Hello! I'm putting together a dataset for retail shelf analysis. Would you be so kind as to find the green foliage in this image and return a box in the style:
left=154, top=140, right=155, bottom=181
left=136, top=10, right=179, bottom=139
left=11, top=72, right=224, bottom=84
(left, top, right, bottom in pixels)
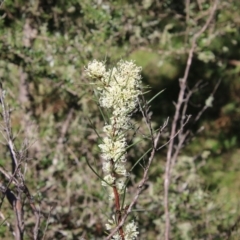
left=0, top=0, right=239, bottom=239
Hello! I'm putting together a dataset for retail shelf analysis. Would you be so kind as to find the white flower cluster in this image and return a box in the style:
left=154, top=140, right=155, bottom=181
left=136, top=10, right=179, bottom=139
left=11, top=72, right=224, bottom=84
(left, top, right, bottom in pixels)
left=85, top=59, right=106, bottom=79
left=86, top=60, right=141, bottom=239
left=86, top=59, right=141, bottom=185
left=106, top=217, right=139, bottom=240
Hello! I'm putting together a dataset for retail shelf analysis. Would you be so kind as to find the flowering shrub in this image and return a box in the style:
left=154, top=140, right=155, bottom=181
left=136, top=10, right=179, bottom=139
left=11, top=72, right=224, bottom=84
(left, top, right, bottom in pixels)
left=86, top=60, right=142, bottom=239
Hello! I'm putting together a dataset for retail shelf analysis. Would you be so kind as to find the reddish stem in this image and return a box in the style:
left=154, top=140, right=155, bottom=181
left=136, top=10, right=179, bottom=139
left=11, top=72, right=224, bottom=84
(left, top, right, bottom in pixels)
left=112, top=185, right=124, bottom=239
left=108, top=165, right=124, bottom=240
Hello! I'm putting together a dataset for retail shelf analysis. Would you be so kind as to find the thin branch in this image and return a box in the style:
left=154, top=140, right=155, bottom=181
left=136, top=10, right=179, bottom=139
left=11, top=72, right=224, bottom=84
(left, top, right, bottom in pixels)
left=112, top=184, right=125, bottom=239
left=185, top=0, right=190, bottom=44
left=14, top=198, right=24, bottom=240
left=0, top=83, right=41, bottom=239
left=0, top=162, right=22, bottom=210
left=138, top=96, right=154, bottom=145
left=32, top=204, right=41, bottom=240
left=0, top=166, right=18, bottom=186
left=194, top=79, right=221, bottom=122
left=164, top=1, right=219, bottom=239
left=42, top=206, right=54, bottom=240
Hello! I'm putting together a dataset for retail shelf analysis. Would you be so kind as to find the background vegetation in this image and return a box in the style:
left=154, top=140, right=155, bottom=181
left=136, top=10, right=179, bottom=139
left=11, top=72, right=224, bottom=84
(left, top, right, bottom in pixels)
left=0, top=0, right=239, bottom=239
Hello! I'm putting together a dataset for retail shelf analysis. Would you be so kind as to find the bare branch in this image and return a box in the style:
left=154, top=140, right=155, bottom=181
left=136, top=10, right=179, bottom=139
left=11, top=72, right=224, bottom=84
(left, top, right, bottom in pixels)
left=194, top=79, right=221, bottom=122
left=0, top=83, right=41, bottom=239
left=164, top=1, right=219, bottom=239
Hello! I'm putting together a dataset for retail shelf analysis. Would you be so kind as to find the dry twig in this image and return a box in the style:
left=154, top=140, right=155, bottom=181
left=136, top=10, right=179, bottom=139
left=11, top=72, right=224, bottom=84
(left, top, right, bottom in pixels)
left=163, top=1, right=219, bottom=239
left=0, top=83, right=41, bottom=240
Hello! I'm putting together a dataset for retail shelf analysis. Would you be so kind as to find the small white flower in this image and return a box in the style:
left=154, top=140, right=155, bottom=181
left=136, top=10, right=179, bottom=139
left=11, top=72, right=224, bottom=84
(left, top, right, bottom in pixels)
left=125, top=221, right=139, bottom=239
left=85, top=60, right=106, bottom=79
left=106, top=218, right=139, bottom=239
left=98, top=60, right=141, bottom=121
left=117, top=60, right=142, bottom=83
left=102, top=174, right=115, bottom=186
left=115, top=163, right=127, bottom=176
left=105, top=217, right=116, bottom=230
left=108, top=189, right=115, bottom=200
left=99, top=136, right=126, bottom=162
left=116, top=178, right=125, bottom=193
left=112, top=234, right=122, bottom=240
left=102, top=161, right=112, bottom=173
